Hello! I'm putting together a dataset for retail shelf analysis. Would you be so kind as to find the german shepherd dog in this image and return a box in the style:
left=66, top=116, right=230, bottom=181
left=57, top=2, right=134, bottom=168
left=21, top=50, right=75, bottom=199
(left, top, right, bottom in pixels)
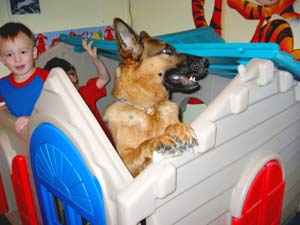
left=104, top=18, right=209, bottom=177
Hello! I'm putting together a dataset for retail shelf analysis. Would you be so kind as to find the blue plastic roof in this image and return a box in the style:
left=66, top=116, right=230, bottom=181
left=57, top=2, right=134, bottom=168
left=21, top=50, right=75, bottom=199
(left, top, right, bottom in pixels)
left=59, top=27, right=300, bottom=80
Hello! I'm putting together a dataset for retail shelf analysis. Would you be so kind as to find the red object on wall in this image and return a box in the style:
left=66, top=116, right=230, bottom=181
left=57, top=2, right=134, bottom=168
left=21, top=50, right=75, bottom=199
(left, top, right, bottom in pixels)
left=34, top=33, right=48, bottom=54
left=0, top=172, right=9, bottom=214
left=104, top=26, right=115, bottom=40
left=232, top=160, right=285, bottom=225
left=11, top=155, right=38, bottom=225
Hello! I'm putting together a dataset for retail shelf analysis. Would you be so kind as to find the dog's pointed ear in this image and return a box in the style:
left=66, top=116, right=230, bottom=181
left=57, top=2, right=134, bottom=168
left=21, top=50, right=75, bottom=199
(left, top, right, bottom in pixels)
left=114, top=18, right=143, bottom=62
left=140, top=31, right=151, bottom=40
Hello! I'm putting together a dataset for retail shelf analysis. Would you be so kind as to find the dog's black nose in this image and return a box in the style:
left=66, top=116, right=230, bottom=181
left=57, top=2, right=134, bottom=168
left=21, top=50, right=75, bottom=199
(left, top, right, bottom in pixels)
left=185, top=54, right=209, bottom=77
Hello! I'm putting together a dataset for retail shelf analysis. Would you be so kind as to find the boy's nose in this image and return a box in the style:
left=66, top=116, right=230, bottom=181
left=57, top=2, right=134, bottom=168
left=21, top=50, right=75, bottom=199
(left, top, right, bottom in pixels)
left=14, top=54, right=21, bottom=62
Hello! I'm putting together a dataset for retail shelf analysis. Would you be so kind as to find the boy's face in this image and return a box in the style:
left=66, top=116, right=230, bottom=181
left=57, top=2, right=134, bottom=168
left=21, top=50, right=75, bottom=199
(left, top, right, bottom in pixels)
left=67, top=72, right=80, bottom=90
left=0, top=31, right=37, bottom=80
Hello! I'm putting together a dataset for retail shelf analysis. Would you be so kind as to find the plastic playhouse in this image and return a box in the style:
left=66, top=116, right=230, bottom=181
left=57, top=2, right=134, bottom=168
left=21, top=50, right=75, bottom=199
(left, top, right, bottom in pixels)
left=1, top=27, right=300, bottom=225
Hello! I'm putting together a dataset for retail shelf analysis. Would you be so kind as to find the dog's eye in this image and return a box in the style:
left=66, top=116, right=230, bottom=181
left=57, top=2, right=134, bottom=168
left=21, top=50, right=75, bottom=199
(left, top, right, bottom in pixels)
left=161, top=45, right=176, bottom=55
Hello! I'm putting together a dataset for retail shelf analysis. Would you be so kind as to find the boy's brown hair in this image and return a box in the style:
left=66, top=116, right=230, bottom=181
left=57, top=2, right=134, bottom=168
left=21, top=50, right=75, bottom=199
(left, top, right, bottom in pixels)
left=0, top=22, right=35, bottom=44
left=44, top=57, right=77, bottom=76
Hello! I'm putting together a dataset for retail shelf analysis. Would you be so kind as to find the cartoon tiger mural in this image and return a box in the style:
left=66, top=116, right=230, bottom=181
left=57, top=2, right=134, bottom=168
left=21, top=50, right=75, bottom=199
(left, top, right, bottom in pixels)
left=192, top=0, right=223, bottom=36
left=228, top=0, right=300, bottom=60
left=192, top=0, right=300, bottom=61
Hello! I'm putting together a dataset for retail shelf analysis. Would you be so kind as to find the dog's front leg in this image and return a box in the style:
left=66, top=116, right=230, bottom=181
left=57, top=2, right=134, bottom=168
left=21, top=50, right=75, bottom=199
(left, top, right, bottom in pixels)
left=121, top=135, right=178, bottom=177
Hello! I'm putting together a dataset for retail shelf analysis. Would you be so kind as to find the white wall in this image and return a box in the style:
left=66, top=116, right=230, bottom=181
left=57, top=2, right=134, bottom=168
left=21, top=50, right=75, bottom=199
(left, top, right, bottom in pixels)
left=0, top=0, right=129, bottom=33
left=0, top=0, right=130, bottom=76
left=128, top=0, right=258, bottom=40
left=1, top=0, right=299, bottom=44
left=129, top=0, right=195, bottom=36
left=1, top=0, right=299, bottom=76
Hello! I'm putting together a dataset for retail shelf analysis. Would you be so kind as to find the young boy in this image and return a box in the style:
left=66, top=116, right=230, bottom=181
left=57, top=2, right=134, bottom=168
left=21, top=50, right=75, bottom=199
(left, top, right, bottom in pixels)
left=44, top=38, right=112, bottom=141
left=0, top=22, right=49, bottom=133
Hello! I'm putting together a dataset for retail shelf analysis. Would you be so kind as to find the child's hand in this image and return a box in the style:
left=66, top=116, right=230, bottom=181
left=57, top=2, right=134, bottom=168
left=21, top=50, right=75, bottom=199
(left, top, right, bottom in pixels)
left=82, top=38, right=97, bottom=60
left=15, top=116, right=29, bottom=133
left=82, top=38, right=110, bottom=89
left=0, top=105, right=7, bottom=111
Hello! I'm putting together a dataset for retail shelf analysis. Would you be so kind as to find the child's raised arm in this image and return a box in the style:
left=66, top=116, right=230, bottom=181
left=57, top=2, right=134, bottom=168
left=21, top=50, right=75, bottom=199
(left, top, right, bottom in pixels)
left=82, top=38, right=110, bottom=89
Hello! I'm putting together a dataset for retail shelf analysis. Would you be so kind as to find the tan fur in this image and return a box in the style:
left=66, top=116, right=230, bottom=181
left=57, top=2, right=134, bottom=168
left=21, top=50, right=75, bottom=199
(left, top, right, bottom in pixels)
left=104, top=18, right=197, bottom=177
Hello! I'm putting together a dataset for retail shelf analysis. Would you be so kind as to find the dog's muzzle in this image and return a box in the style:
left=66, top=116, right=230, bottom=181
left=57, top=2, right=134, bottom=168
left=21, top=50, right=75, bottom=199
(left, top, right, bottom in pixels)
left=164, top=54, right=209, bottom=93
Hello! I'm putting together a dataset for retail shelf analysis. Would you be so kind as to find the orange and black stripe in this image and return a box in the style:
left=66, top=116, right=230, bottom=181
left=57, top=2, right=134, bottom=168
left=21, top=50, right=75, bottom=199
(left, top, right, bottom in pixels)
left=192, top=0, right=223, bottom=36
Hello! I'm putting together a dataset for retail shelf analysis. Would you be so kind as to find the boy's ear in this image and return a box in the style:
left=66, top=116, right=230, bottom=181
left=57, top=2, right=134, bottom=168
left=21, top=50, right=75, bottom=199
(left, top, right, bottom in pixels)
left=33, top=46, right=38, bottom=59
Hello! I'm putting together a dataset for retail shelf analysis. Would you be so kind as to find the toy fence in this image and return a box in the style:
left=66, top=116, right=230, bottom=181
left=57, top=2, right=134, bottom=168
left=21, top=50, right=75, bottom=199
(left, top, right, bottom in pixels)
left=1, top=27, right=300, bottom=225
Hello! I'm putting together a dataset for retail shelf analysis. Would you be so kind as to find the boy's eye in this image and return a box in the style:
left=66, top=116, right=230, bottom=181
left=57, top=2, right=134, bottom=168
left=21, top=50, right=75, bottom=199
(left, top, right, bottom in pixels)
left=5, top=53, right=13, bottom=58
left=21, top=50, right=27, bottom=54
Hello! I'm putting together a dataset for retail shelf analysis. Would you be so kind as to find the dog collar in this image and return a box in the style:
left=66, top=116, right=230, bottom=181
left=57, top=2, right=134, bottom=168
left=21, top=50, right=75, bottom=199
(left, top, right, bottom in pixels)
left=118, top=98, right=155, bottom=115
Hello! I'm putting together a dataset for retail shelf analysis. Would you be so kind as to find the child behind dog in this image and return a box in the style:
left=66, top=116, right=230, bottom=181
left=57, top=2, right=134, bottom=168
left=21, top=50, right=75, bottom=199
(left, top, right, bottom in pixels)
left=44, top=38, right=113, bottom=141
left=0, top=22, right=49, bottom=133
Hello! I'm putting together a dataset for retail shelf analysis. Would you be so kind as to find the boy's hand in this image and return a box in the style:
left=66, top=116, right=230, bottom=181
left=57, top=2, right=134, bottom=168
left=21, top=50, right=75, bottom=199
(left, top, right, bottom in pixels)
left=82, top=38, right=97, bottom=60
left=15, top=116, right=29, bottom=133
left=0, top=105, right=7, bottom=110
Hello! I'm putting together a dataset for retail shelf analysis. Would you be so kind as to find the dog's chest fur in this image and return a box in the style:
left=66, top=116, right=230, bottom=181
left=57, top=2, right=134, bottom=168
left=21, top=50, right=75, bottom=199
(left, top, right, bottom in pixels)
left=105, top=100, right=179, bottom=148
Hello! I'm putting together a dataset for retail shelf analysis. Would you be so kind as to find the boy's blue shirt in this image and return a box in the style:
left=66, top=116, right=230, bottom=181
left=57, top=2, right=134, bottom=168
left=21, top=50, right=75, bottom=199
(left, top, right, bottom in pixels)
left=0, top=67, right=49, bottom=117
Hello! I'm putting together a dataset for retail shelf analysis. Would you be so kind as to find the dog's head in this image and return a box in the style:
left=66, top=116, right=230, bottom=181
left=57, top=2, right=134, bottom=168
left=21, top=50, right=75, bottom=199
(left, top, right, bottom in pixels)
left=113, top=18, right=209, bottom=102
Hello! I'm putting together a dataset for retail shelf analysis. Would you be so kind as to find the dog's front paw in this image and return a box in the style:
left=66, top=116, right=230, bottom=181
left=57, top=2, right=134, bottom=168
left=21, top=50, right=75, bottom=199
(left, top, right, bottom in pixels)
left=152, top=135, right=184, bottom=163
left=165, top=123, right=199, bottom=152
